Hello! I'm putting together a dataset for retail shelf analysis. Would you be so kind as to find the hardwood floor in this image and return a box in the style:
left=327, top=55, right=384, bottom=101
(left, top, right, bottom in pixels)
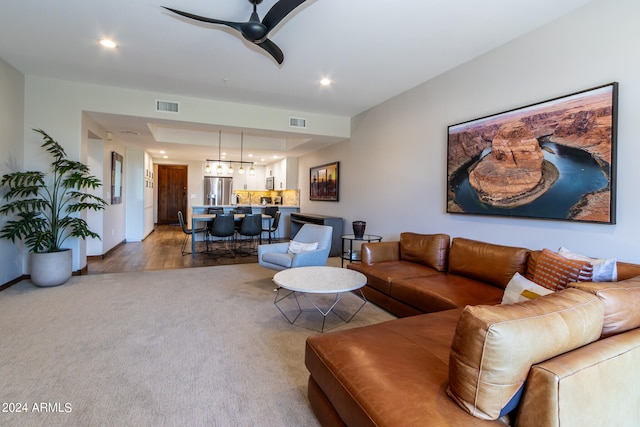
left=87, top=225, right=260, bottom=275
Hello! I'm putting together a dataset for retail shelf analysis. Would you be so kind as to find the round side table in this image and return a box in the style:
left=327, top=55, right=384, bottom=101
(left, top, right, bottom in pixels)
left=340, top=234, right=382, bottom=267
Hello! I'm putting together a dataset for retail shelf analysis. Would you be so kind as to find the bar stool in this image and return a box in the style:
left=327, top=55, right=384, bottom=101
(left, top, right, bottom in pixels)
left=262, top=211, right=281, bottom=243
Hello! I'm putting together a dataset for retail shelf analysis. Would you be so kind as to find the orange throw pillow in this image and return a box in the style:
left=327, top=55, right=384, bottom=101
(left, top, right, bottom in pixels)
left=532, top=249, right=592, bottom=291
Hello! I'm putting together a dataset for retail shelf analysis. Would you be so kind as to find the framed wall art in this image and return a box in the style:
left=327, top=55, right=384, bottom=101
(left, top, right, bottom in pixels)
left=446, top=82, right=618, bottom=224
left=111, top=151, right=123, bottom=204
left=310, top=161, right=339, bottom=201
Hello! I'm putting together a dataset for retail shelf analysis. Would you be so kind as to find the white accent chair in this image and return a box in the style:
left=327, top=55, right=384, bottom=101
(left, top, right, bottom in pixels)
left=258, top=224, right=333, bottom=271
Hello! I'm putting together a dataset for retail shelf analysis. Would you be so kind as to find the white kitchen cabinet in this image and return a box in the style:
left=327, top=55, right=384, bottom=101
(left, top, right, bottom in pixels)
left=267, top=157, right=298, bottom=190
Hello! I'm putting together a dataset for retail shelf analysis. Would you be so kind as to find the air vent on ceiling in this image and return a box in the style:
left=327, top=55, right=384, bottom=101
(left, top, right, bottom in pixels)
left=156, top=100, right=180, bottom=113
left=289, top=117, right=307, bottom=129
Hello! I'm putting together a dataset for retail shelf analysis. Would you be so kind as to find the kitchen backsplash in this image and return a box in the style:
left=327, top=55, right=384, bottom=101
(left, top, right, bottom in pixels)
left=233, top=189, right=299, bottom=206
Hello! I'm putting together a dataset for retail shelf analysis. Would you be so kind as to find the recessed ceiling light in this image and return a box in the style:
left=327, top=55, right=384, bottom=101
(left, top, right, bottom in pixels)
left=159, top=150, right=166, bottom=154
left=99, top=38, right=118, bottom=49
left=163, top=155, right=168, bottom=159
left=320, top=78, right=332, bottom=86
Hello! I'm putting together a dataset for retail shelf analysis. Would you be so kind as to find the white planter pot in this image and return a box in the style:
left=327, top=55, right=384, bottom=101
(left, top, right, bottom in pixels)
left=30, top=249, right=72, bottom=287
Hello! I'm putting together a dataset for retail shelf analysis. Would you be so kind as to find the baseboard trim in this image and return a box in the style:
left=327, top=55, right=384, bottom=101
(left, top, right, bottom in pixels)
left=0, top=275, right=28, bottom=292
left=88, top=239, right=127, bottom=260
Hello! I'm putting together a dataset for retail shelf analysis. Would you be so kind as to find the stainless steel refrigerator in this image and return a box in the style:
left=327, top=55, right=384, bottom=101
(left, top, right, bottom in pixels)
left=204, top=176, right=233, bottom=206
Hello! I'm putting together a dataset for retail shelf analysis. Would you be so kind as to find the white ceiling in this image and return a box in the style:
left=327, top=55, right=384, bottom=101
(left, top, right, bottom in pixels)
left=0, top=0, right=594, bottom=163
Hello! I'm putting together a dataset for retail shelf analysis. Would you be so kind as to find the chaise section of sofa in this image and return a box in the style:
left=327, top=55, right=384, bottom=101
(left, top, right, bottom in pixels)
left=305, top=308, right=505, bottom=426
left=305, top=282, right=640, bottom=427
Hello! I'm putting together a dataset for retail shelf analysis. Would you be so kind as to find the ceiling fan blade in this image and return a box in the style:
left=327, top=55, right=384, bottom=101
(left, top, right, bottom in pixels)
left=255, top=38, right=284, bottom=64
left=163, top=6, right=244, bottom=33
left=261, top=0, right=307, bottom=32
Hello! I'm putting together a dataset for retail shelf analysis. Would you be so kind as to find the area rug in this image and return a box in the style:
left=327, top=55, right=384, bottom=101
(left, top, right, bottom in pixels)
left=0, top=263, right=395, bottom=426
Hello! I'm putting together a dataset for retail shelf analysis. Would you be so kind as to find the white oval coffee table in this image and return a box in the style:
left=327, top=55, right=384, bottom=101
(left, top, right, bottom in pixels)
left=273, top=266, right=367, bottom=332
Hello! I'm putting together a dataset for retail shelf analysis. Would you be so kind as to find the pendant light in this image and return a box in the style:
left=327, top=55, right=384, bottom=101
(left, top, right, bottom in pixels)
left=239, top=132, right=245, bottom=175
left=216, top=130, right=223, bottom=175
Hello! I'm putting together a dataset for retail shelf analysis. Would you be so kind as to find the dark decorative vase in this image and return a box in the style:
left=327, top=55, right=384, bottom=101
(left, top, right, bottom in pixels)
left=352, top=221, right=366, bottom=239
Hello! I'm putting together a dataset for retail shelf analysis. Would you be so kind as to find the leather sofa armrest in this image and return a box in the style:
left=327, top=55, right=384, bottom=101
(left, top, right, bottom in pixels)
left=515, top=328, right=640, bottom=427
left=361, top=241, right=400, bottom=265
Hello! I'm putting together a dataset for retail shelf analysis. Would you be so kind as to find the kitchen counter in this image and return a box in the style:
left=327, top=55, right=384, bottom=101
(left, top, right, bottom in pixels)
left=192, top=204, right=299, bottom=209
left=191, top=205, right=299, bottom=240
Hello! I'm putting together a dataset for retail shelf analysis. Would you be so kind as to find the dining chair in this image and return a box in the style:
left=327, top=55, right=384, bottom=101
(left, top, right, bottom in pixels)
left=206, top=207, right=224, bottom=235
left=236, top=213, right=262, bottom=255
left=177, top=210, right=208, bottom=256
left=262, top=210, right=281, bottom=244
left=208, top=214, right=236, bottom=257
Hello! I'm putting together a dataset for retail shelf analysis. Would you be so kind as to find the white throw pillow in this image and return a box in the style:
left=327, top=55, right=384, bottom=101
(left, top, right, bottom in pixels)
left=502, top=272, right=554, bottom=304
left=287, top=240, right=319, bottom=254
left=558, top=247, right=618, bottom=281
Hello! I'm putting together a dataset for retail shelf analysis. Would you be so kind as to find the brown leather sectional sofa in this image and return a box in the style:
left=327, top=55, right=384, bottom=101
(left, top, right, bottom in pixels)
left=305, top=233, right=640, bottom=426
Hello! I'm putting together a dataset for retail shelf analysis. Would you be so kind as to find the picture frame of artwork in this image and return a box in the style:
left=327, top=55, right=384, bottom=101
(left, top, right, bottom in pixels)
left=446, top=82, right=618, bottom=224
left=310, top=161, right=339, bottom=201
left=111, top=151, right=123, bottom=205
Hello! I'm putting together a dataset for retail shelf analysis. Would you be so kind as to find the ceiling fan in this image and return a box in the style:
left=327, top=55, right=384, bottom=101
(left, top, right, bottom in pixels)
left=163, top=0, right=307, bottom=64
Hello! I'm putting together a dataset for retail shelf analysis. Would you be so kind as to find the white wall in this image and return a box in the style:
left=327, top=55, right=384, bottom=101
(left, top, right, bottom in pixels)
left=0, top=58, right=25, bottom=283
left=86, top=137, right=104, bottom=256
left=81, top=113, right=127, bottom=258
left=299, top=0, right=640, bottom=263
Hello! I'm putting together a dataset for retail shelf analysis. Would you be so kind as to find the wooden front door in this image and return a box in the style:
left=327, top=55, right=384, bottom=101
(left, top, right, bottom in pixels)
left=157, top=165, right=188, bottom=225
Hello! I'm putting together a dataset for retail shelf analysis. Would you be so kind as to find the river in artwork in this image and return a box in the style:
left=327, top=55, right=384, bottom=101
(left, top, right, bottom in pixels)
left=450, top=141, right=608, bottom=219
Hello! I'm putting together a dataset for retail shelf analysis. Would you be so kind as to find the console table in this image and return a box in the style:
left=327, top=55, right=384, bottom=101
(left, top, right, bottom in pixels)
left=290, top=213, right=343, bottom=257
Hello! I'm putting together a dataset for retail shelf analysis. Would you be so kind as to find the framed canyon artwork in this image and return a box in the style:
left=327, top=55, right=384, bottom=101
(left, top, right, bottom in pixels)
left=310, top=161, right=339, bottom=201
left=446, top=82, right=618, bottom=224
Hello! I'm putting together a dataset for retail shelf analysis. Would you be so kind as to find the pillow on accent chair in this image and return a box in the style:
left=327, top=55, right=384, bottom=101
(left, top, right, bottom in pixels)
left=288, top=240, right=318, bottom=254
left=532, top=249, right=593, bottom=291
left=558, top=247, right=617, bottom=282
left=502, top=273, right=554, bottom=304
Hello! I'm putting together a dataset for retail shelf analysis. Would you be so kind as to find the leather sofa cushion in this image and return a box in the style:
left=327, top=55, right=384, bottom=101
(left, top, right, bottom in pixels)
left=448, top=238, right=530, bottom=289
left=570, top=275, right=640, bottom=337
left=361, top=241, right=399, bottom=264
left=447, top=288, right=603, bottom=420
left=399, top=232, right=450, bottom=271
left=617, top=261, right=640, bottom=281
left=391, top=274, right=504, bottom=313
left=348, top=260, right=442, bottom=295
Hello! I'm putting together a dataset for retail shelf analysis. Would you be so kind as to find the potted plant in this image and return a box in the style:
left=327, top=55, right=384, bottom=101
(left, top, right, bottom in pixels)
left=0, top=129, right=107, bottom=286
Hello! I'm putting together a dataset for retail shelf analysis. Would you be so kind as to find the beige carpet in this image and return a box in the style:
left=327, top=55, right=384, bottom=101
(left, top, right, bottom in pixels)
left=0, top=262, right=395, bottom=426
